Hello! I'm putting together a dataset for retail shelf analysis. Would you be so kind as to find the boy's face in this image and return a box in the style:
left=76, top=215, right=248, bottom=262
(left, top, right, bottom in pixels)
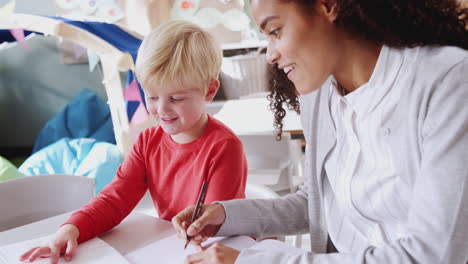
left=144, top=79, right=217, bottom=143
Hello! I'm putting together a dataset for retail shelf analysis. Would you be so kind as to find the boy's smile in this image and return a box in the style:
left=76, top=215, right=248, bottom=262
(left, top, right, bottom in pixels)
left=160, top=116, right=179, bottom=125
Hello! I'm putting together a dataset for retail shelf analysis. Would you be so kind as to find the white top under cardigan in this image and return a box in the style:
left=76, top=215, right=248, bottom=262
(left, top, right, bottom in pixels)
left=217, top=45, right=468, bottom=263
left=325, top=45, right=408, bottom=251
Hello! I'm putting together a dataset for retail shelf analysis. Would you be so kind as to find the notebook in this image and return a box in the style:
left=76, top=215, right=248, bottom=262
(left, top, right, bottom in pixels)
left=126, top=234, right=257, bottom=264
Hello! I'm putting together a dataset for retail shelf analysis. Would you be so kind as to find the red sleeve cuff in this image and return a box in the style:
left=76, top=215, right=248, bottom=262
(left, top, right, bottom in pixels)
left=62, top=211, right=96, bottom=244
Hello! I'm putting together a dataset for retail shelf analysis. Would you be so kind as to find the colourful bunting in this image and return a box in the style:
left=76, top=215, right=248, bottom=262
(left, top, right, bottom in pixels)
left=126, top=101, right=140, bottom=123
left=9, top=29, right=28, bottom=49
left=125, top=79, right=148, bottom=124
left=124, top=80, right=142, bottom=101
left=73, top=44, right=86, bottom=60
left=130, top=103, right=149, bottom=125
left=87, top=49, right=99, bottom=72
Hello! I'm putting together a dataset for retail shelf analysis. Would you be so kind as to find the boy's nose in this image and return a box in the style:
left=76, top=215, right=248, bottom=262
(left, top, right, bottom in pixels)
left=157, top=101, right=170, bottom=114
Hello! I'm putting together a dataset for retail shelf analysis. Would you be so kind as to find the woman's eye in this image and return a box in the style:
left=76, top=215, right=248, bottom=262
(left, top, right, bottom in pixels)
left=269, top=28, right=280, bottom=37
left=148, top=96, right=158, bottom=101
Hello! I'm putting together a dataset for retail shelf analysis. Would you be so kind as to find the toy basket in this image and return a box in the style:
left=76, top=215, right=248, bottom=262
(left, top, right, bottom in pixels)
left=220, top=51, right=268, bottom=99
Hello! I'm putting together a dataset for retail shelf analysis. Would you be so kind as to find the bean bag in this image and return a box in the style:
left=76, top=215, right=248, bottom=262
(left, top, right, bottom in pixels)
left=20, top=138, right=122, bottom=193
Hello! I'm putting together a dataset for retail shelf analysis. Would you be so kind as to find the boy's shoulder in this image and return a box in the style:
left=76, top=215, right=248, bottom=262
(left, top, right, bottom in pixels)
left=204, top=116, right=241, bottom=144
left=136, top=125, right=165, bottom=144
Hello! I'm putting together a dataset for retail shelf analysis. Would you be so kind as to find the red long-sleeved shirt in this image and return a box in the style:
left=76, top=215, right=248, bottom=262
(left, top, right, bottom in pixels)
left=65, top=116, right=247, bottom=243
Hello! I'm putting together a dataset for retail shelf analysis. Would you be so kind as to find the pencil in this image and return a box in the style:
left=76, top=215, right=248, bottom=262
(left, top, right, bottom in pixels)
left=184, top=181, right=209, bottom=249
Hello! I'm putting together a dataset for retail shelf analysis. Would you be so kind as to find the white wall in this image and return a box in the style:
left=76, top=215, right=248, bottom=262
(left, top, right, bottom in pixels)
left=0, top=0, right=55, bottom=15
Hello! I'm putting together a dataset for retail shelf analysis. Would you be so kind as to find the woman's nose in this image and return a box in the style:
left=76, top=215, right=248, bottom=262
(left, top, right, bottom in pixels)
left=266, top=43, right=279, bottom=64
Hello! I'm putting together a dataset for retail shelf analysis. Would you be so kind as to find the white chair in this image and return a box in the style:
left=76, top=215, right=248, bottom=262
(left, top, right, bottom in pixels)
left=0, top=174, right=95, bottom=231
left=239, top=132, right=304, bottom=193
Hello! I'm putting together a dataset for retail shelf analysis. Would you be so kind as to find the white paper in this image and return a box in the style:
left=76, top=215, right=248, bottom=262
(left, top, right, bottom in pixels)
left=0, top=235, right=129, bottom=264
left=126, top=235, right=256, bottom=264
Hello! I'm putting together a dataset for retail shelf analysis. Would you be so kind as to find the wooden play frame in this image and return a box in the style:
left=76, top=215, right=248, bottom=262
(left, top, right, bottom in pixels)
left=0, top=13, right=144, bottom=157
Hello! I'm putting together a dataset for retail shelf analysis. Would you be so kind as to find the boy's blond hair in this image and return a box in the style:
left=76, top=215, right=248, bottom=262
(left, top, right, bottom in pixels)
left=135, top=20, right=222, bottom=93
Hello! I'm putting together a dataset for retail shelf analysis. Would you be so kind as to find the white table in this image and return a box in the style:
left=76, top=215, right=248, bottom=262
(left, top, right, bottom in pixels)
left=0, top=211, right=255, bottom=263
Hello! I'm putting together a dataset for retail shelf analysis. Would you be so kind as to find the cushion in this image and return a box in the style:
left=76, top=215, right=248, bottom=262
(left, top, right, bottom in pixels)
left=19, top=138, right=122, bottom=193
left=0, top=156, right=25, bottom=182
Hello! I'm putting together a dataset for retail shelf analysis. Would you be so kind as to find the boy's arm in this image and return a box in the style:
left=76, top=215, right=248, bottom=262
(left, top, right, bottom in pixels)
left=63, top=135, right=149, bottom=243
left=204, top=138, right=247, bottom=203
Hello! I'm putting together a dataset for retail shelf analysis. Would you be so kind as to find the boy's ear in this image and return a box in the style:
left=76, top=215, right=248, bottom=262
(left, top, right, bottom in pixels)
left=205, top=79, right=220, bottom=102
left=319, top=0, right=338, bottom=23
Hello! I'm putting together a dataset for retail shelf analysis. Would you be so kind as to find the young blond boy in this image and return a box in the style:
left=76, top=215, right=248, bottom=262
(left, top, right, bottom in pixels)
left=20, top=21, right=247, bottom=263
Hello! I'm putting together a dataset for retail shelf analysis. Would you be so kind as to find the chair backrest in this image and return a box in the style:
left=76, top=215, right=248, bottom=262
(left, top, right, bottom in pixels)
left=0, top=174, right=95, bottom=231
left=239, top=132, right=303, bottom=192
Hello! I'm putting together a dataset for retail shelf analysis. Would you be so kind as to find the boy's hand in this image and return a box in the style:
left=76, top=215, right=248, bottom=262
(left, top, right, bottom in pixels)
left=18, top=224, right=80, bottom=264
left=172, top=204, right=226, bottom=246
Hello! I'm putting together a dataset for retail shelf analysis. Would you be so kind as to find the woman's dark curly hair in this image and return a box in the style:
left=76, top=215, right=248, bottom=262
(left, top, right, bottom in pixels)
left=267, top=63, right=300, bottom=140
left=268, top=0, right=468, bottom=139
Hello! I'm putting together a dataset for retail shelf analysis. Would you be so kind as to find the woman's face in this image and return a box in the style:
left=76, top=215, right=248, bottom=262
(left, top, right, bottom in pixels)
left=251, top=0, right=341, bottom=94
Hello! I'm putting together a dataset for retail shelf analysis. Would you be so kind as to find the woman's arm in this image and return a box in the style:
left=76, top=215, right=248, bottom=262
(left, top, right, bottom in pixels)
left=217, top=190, right=309, bottom=239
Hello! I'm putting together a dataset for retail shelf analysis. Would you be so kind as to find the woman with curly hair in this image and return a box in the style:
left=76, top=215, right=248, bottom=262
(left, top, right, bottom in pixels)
left=173, top=0, right=468, bottom=263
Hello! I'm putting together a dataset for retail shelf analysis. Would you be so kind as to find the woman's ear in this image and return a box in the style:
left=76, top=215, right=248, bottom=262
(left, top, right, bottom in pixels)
left=319, top=0, right=338, bottom=22
left=205, top=79, right=220, bottom=102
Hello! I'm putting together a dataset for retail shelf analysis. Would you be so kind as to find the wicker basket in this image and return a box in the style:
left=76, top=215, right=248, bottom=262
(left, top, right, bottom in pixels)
left=220, top=52, right=268, bottom=99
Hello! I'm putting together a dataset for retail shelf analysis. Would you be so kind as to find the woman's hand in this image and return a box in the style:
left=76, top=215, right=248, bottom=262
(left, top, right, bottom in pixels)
left=172, top=204, right=226, bottom=246
left=185, top=242, right=240, bottom=264
left=18, top=224, right=80, bottom=264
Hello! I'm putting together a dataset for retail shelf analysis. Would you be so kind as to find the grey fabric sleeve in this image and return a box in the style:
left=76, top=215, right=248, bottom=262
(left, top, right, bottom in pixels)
left=216, top=189, right=309, bottom=239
